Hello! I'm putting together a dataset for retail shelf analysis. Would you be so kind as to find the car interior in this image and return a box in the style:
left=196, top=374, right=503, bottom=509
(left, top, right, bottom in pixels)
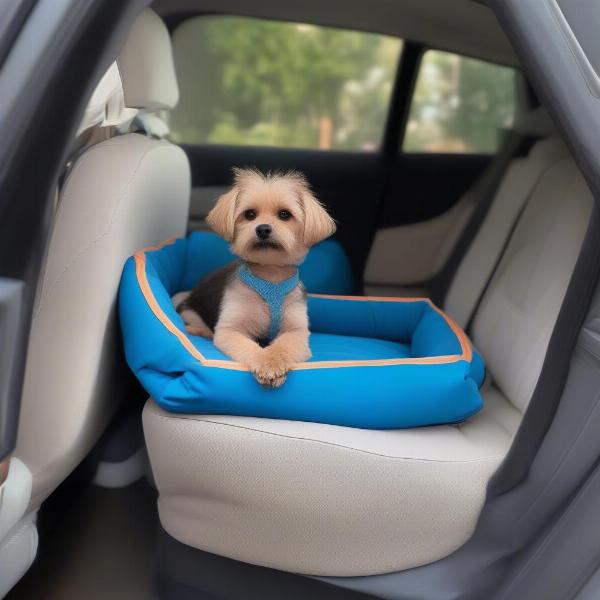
left=2, top=0, right=600, bottom=598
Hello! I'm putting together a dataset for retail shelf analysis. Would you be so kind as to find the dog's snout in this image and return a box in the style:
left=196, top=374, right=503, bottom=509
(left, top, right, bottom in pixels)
left=256, top=224, right=272, bottom=239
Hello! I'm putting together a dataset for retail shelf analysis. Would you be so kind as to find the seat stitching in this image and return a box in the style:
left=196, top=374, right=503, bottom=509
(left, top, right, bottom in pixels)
left=150, top=409, right=507, bottom=464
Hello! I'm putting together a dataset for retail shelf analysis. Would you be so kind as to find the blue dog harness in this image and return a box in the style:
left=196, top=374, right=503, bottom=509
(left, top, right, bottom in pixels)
left=238, top=262, right=300, bottom=342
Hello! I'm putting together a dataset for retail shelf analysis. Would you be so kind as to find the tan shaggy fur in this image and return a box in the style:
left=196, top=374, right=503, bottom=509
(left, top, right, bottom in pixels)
left=178, top=168, right=336, bottom=387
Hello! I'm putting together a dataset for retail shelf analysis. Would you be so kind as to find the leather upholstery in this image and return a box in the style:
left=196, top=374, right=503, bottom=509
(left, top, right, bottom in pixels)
left=17, top=135, right=190, bottom=508
left=364, top=187, right=477, bottom=286
left=15, top=10, right=190, bottom=509
left=144, top=386, right=515, bottom=576
left=445, top=135, right=570, bottom=326
left=1, top=9, right=189, bottom=597
left=364, top=109, right=559, bottom=293
left=144, top=152, right=591, bottom=575
left=472, top=158, right=592, bottom=411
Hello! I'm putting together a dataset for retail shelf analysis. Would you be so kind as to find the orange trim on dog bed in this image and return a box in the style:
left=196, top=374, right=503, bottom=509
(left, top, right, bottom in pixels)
left=133, top=239, right=473, bottom=371
left=309, top=293, right=472, bottom=363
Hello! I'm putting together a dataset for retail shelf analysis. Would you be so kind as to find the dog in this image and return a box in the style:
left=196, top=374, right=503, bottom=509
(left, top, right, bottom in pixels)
left=175, top=168, right=336, bottom=387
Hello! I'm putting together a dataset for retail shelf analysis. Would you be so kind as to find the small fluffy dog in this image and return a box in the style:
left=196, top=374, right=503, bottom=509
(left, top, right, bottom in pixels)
left=175, top=168, right=336, bottom=387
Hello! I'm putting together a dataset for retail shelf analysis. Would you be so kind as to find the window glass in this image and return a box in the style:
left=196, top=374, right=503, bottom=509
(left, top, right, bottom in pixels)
left=403, top=50, right=515, bottom=153
left=168, top=16, right=402, bottom=152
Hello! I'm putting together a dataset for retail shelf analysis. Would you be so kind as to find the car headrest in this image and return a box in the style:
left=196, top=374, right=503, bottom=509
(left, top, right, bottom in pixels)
left=513, top=106, right=556, bottom=138
left=117, top=9, right=179, bottom=113
left=77, top=62, right=137, bottom=136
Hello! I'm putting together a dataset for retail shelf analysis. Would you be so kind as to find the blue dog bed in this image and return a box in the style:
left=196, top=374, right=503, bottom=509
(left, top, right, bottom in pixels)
left=119, top=233, right=484, bottom=429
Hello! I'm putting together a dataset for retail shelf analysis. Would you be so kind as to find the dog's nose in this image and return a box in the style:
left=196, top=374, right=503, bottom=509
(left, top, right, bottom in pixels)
left=256, top=224, right=272, bottom=239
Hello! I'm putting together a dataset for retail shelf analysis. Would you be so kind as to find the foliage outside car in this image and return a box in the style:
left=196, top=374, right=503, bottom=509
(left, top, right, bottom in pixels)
left=169, top=16, right=515, bottom=154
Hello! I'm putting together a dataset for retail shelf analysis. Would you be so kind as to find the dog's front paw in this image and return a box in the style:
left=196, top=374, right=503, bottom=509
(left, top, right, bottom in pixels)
left=252, top=364, right=288, bottom=388
left=251, top=350, right=292, bottom=388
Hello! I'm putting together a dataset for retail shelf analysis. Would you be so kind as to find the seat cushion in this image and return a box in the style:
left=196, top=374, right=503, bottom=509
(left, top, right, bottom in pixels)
left=143, top=385, right=518, bottom=576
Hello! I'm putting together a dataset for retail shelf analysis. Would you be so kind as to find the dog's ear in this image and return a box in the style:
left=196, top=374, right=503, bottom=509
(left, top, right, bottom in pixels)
left=293, top=174, right=336, bottom=247
left=207, top=168, right=263, bottom=240
left=206, top=187, right=238, bottom=241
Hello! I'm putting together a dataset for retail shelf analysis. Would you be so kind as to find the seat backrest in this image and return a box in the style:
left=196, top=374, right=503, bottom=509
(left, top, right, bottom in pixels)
left=445, top=133, right=570, bottom=326
left=15, top=9, right=190, bottom=509
left=363, top=106, right=559, bottom=299
left=471, top=157, right=592, bottom=412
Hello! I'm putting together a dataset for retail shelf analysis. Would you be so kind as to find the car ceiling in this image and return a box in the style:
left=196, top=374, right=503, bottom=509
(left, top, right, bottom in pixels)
left=151, top=0, right=518, bottom=67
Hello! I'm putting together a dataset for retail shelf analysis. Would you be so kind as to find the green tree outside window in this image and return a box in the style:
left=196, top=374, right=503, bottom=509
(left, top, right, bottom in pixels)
left=404, top=51, right=515, bottom=153
left=169, top=16, right=401, bottom=151
left=168, top=17, right=515, bottom=154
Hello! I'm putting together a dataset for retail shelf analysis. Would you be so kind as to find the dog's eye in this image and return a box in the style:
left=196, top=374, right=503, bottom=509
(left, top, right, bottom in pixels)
left=244, top=209, right=257, bottom=221
left=278, top=210, right=292, bottom=221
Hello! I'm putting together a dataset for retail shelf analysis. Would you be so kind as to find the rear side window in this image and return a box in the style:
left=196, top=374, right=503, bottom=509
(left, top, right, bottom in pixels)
left=168, top=16, right=402, bottom=152
left=403, top=50, right=515, bottom=154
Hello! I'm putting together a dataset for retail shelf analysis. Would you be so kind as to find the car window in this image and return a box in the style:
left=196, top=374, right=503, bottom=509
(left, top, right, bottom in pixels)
left=168, top=16, right=402, bottom=152
left=403, top=50, right=515, bottom=154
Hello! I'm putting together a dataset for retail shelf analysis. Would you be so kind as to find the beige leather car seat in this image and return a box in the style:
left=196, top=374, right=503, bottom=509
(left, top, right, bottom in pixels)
left=364, top=106, right=561, bottom=299
left=143, top=138, right=591, bottom=574
left=15, top=8, right=190, bottom=512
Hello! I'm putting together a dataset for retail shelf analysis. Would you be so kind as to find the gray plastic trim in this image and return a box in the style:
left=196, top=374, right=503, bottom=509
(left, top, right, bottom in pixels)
left=0, top=279, right=23, bottom=462
left=496, top=440, right=600, bottom=599
left=557, top=0, right=600, bottom=80
left=575, top=562, right=600, bottom=600
left=546, top=0, right=600, bottom=100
